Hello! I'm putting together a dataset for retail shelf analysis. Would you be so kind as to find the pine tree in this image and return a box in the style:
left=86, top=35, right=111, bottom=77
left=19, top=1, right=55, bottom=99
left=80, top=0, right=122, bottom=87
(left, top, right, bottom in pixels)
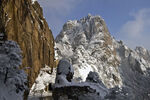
left=0, top=40, right=27, bottom=100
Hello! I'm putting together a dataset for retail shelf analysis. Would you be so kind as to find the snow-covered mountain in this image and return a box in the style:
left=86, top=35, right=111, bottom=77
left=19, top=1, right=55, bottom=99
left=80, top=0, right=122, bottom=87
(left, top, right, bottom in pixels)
left=55, top=14, right=150, bottom=93
left=30, top=14, right=150, bottom=99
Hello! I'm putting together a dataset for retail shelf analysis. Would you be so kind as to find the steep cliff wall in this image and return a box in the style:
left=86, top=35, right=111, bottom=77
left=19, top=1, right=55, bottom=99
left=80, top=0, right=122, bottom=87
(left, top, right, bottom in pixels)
left=0, top=0, right=55, bottom=88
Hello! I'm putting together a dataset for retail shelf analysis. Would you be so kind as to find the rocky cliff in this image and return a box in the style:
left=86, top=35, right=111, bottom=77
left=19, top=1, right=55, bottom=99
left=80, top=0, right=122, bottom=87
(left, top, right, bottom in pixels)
left=0, top=0, right=55, bottom=88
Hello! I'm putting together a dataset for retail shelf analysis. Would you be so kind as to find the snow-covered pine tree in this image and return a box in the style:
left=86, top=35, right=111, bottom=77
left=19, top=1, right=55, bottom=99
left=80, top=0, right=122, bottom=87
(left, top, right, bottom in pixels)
left=0, top=40, right=27, bottom=100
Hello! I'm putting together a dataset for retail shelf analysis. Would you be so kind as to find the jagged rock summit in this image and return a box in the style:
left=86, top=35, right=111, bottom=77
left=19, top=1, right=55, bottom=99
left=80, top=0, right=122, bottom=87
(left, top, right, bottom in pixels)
left=55, top=14, right=122, bottom=88
left=0, top=0, right=55, bottom=88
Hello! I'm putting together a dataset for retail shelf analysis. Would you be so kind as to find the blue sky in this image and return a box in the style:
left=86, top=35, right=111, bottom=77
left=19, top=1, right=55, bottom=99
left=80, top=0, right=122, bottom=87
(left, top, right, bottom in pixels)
left=38, top=0, right=150, bottom=49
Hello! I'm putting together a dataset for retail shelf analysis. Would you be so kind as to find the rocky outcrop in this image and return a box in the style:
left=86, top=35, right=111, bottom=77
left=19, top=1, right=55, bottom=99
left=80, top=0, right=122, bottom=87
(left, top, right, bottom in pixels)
left=0, top=0, right=55, bottom=88
left=55, top=59, right=74, bottom=84
left=53, top=59, right=108, bottom=100
left=135, top=46, right=150, bottom=62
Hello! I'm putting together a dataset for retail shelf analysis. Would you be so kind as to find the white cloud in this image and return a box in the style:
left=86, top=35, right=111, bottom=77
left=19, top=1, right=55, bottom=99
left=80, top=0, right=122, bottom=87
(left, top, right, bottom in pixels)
left=38, top=0, right=80, bottom=15
left=118, top=8, right=150, bottom=49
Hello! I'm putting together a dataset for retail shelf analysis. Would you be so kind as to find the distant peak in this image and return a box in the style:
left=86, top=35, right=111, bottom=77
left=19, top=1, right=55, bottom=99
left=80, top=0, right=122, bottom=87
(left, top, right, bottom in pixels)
left=80, top=14, right=103, bottom=22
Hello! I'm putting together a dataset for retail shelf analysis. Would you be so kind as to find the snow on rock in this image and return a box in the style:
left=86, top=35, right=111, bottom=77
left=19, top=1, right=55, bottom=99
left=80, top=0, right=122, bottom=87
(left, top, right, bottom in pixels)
left=32, top=0, right=37, bottom=4
left=78, top=63, right=93, bottom=81
left=0, top=40, right=27, bottom=100
left=29, top=65, right=56, bottom=96
left=55, top=59, right=74, bottom=86
left=115, top=41, right=150, bottom=74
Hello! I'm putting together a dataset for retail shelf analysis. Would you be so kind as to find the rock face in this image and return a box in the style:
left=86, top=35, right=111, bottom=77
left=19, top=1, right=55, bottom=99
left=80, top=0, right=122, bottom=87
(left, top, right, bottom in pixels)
left=0, top=0, right=55, bottom=87
left=55, top=59, right=74, bottom=84
left=55, top=15, right=150, bottom=99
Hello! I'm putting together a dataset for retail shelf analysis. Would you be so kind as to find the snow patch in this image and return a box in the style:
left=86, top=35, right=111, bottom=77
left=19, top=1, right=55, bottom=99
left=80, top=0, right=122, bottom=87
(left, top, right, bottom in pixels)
left=32, top=0, right=37, bottom=4
left=29, top=65, right=56, bottom=96
left=78, top=64, right=93, bottom=81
